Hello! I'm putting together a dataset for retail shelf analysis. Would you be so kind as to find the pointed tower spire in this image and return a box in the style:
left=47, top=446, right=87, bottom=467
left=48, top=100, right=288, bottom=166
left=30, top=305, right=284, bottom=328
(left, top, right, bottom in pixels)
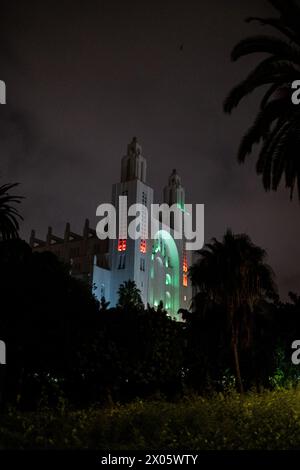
left=120, top=137, right=147, bottom=183
left=163, top=169, right=185, bottom=209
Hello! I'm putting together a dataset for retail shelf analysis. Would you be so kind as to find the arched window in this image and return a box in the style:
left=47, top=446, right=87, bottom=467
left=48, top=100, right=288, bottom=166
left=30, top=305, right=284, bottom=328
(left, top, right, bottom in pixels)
left=165, top=291, right=171, bottom=310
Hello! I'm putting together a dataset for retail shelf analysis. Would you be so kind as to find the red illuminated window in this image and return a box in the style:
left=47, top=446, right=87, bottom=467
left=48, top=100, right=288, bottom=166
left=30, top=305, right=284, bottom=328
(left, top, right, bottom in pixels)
left=140, top=239, right=147, bottom=253
left=183, top=256, right=188, bottom=273
left=118, top=239, right=127, bottom=252
left=183, top=250, right=188, bottom=286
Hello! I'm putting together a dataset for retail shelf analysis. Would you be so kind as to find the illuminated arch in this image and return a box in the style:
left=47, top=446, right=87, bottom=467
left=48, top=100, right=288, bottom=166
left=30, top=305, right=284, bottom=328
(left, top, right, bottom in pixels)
left=151, top=229, right=180, bottom=317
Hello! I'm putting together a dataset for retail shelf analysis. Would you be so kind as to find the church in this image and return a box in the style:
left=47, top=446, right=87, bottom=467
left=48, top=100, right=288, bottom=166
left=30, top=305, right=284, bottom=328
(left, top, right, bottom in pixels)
left=30, top=138, right=192, bottom=320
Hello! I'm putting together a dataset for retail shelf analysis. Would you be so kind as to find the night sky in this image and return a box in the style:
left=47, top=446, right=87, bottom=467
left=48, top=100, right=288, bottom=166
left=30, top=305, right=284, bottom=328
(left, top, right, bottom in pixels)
left=1, top=0, right=299, bottom=297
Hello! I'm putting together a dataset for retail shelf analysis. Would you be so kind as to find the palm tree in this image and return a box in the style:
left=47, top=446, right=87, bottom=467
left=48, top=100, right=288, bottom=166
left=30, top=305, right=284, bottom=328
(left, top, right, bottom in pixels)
left=190, top=230, right=277, bottom=392
left=117, top=280, right=144, bottom=309
left=224, top=0, right=300, bottom=200
left=0, top=183, right=23, bottom=240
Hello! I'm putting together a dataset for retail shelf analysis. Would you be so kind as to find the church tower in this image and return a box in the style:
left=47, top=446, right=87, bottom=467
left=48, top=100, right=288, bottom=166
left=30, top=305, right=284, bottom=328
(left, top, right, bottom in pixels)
left=163, top=168, right=185, bottom=209
left=109, top=138, right=153, bottom=306
left=164, top=169, right=192, bottom=315
left=92, top=138, right=193, bottom=318
left=148, top=168, right=192, bottom=320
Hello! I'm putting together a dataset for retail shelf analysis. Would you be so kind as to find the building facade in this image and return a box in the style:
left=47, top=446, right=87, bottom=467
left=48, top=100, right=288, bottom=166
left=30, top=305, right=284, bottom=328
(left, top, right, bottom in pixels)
left=30, top=138, right=192, bottom=320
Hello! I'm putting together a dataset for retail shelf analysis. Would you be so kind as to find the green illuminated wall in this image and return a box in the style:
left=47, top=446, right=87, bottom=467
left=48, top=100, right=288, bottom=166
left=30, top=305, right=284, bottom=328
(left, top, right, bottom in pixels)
left=149, top=229, right=180, bottom=318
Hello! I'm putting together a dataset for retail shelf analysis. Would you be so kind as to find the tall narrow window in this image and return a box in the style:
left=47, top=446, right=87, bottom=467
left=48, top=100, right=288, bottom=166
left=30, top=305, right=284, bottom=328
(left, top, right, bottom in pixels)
left=100, top=284, right=105, bottom=298
left=183, top=251, right=188, bottom=273
left=142, top=191, right=147, bottom=205
left=118, top=254, right=126, bottom=269
left=183, top=250, right=188, bottom=286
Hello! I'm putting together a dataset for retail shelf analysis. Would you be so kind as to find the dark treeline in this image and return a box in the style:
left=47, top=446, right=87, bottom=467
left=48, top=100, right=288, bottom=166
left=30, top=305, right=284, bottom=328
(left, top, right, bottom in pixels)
left=0, top=237, right=299, bottom=410
left=1, top=0, right=300, bottom=412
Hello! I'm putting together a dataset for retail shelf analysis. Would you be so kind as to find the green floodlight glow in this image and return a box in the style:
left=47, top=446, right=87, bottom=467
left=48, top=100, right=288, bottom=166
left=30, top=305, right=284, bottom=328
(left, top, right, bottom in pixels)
left=177, top=202, right=190, bottom=215
left=156, top=229, right=180, bottom=317
left=149, top=230, right=180, bottom=319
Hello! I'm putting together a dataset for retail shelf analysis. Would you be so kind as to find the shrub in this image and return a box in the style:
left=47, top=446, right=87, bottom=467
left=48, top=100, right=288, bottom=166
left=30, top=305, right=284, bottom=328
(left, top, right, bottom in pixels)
left=1, top=389, right=300, bottom=450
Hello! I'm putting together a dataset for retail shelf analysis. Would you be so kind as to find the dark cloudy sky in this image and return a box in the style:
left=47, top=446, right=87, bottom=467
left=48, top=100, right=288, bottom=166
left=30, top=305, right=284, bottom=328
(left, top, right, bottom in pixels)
left=1, top=0, right=299, bottom=297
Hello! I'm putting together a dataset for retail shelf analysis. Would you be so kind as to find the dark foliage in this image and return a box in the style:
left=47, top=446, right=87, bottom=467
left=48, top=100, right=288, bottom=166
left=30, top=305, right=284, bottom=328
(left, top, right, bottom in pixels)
left=224, top=0, right=300, bottom=200
left=0, top=235, right=299, bottom=410
left=0, top=183, right=23, bottom=240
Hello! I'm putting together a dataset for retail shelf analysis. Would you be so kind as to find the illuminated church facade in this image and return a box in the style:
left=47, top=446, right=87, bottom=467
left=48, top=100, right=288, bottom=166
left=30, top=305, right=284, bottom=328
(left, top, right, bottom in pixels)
left=30, top=138, right=192, bottom=320
left=93, top=138, right=192, bottom=319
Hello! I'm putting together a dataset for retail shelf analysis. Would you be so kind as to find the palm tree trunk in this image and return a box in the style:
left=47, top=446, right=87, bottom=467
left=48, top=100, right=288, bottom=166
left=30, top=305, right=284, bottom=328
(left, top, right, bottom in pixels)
left=233, top=341, right=244, bottom=393
left=232, top=336, right=244, bottom=393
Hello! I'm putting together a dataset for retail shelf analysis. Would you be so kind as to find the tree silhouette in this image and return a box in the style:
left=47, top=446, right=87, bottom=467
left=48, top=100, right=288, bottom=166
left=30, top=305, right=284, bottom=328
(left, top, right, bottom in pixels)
left=0, top=183, right=23, bottom=240
left=190, top=230, right=277, bottom=392
left=117, top=280, right=144, bottom=310
left=224, top=0, right=300, bottom=200
left=0, top=239, right=99, bottom=407
left=99, top=296, right=110, bottom=311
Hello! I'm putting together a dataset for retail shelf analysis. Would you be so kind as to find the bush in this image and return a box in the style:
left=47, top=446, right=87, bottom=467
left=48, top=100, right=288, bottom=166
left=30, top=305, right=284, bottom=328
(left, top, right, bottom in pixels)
left=1, top=389, right=300, bottom=450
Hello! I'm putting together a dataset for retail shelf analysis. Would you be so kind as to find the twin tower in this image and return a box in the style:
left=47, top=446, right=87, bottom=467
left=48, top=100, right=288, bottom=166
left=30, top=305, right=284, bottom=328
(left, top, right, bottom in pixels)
left=93, top=137, right=192, bottom=319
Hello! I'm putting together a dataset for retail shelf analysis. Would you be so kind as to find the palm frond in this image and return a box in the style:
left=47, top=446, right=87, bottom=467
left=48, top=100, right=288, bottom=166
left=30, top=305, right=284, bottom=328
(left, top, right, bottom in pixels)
left=231, top=35, right=300, bottom=62
left=224, top=58, right=298, bottom=113
left=0, top=183, right=24, bottom=240
left=246, top=17, right=299, bottom=44
left=237, top=99, right=288, bottom=162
